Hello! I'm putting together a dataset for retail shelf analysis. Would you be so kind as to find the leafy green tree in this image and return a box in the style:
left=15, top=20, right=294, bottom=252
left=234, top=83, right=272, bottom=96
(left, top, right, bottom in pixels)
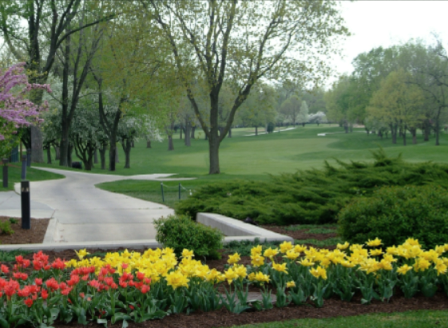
left=238, top=84, right=277, bottom=135
left=145, top=0, right=349, bottom=174
left=298, top=100, right=309, bottom=124
left=279, top=95, right=301, bottom=127
left=367, top=70, right=425, bottom=145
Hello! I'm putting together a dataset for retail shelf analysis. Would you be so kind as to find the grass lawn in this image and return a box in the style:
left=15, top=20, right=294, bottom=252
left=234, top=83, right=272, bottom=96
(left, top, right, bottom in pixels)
left=0, top=164, right=63, bottom=191
left=81, top=124, right=448, bottom=208
left=229, top=310, right=448, bottom=328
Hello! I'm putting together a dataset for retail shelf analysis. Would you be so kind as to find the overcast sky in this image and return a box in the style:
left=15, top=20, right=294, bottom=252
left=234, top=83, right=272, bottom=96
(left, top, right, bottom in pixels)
left=333, top=0, right=448, bottom=77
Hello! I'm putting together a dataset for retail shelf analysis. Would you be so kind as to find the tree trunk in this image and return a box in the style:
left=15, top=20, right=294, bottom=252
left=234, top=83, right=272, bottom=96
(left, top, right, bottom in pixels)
left=146, top=140, right=151, bottom=148
left=435, top=108, right=441, bottom=146
left=99, top=146, right=107, bottom=170
left=208, top=134, right=220, bottom=174
left=228, top=128, right=232, bottom=138
left=179, top=124, right=183, bottom=140
left=423, top=119, right=430, bottom=141
left=115, top=148, right=119, bottom=163
left=67, top=143, right=73, bottom=167
left=191, top=126, right=196, bottom=139
left=54, top=145, right=60, bottom=161
left=390, top=124, right=397, bottom=144
left=94, top=149, right=98, bottom=164
left=122, top=139, right=131, bottom=168
left=255, top=126, right=258, bottom=136
left=46, top=147, right=52, bottom=164
left=30, top=125, right=44, bottom=163
left=402, top=126, right=407, bottom=146
left=168, top=135, right=174, bottom=151
left=184, top=120, right=191, bottom=147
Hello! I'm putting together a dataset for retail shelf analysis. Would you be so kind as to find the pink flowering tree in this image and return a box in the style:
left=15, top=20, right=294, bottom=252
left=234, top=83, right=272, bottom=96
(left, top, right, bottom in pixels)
left=0, top=62, right=51, bottom=158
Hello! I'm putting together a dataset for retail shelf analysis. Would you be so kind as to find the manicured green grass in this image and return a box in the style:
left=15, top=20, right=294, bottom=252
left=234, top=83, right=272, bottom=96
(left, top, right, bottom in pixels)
left=28, top=125, right=448, bottom=208
left=229, top=310, right=448, bottom=328
left=85, top=125, right=448, bottom=207
left=35, top=125, right=448, bottom=176
left=0, top=164, right=64, bottom=191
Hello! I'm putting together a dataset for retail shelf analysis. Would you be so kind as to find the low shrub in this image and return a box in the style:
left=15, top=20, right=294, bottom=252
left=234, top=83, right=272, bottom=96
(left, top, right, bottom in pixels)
left=176, top=149, right=448, bottom=225
left=338, top=184, right=448, bottom=249
left=154, top=214, right=224, bottom=259
left=0, top=221, right=14, bottom=235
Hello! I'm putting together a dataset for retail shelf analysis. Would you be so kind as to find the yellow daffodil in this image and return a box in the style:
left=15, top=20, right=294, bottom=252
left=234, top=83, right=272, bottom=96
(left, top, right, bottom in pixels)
left=421, top=250, right=439, bottom=263
left=263, top=247, right=279, bottom=260
left=298, top=258, right=315, bottom=267
left=413, top=258, right=431, bottom=272
left=181, top=249, right=194, bottom=259
left=366, top=238, right=382, bottom=247
left=397, top=264, right=413, bottom=275
left=251, top=245, right=263, bottom=257
left=272, top=262, right=288, bottom=274
left=435, top=245, right=446, bottom=255
left=75, top=249, right=90, bottom=260
left=286, top=281, right=296, bottom=288
left=434, top=259, right=447, bottom=276
left=369, top=249, right=383, bottom=256
left=251, top=255, right=265, bottom=267
left=379, top=259, right=393, bottom=271
left=166, top=271, right=189, bottom=289
left=227, top=253, right=241, bottom=265
left=294, top=245, right=307, bottom=254
left=254, top=272, right=270, bottom=284
left=279, top=241, right=293, bottom=254
left=309, top=266, right=327, bottom=280
left=349, top=244, right=364, bottom=251
left=340, top=260, right=356, bottom=268
left=386, top=246, right=399, bottom=255
left=404, top=238, right=421, bottom=247
left=337, top=242, right=349, bottom=250
left=284, top=250, right=299, bottom=260
left=233, top=264, right=247, bottom=280
left=224, top=268, right=239, bottom=284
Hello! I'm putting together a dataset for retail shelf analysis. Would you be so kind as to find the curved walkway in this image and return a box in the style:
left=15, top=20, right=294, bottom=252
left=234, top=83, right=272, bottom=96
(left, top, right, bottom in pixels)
left=1, top=167, right=181, bottom=243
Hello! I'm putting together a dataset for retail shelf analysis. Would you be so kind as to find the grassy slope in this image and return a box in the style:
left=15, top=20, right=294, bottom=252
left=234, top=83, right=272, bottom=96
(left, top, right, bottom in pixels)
left=83, top=125, right=448, bottom=208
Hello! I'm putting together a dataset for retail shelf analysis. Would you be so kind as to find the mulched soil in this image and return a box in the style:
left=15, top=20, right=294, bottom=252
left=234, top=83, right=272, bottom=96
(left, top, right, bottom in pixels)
left=259, top=225, right=338, bottom=241
left=1, top=221, right=448, bottom=327
left=0, top=216, right=49, bottom=244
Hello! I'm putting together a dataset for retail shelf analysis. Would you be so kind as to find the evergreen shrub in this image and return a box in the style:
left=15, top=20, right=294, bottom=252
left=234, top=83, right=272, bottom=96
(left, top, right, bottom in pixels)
left=338, top=185, right=448, bottom=249
left=175, top=149, right=448, bottom=225
left=154, top=215, right=224, bottom=259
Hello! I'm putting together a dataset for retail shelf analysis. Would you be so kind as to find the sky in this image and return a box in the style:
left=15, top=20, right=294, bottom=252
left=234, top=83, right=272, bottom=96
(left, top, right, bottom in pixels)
left=333, top=0, right=448, bottom=78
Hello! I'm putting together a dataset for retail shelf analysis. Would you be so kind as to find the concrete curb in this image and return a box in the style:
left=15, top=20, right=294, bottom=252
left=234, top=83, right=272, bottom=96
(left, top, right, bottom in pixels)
left=0, top=213, right=294, bottom=252
left=197, top=213, right=294, bottom=243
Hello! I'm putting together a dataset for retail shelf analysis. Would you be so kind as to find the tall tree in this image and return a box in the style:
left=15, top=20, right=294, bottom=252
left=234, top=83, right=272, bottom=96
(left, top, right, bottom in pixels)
left=367, top=70, right=424, bottom=145
left=279, top=95, right=301, bottom=127
left=0, top=0, right=113, bottom=162
left=145, top=0, right=349, bottom=174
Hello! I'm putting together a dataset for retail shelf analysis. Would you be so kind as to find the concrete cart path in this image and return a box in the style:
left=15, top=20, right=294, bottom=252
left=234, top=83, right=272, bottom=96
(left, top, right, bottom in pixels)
left=3, top=167, right=182, bottom=243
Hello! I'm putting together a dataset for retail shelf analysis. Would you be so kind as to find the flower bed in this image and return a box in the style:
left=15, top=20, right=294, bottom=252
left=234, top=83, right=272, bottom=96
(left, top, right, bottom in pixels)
left=0, top=238, right=448, bottom=327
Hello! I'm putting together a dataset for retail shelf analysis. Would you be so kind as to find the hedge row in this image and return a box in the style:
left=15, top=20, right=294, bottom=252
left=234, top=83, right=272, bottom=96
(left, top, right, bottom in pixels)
left=175, top=149, right=448, bottom=225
